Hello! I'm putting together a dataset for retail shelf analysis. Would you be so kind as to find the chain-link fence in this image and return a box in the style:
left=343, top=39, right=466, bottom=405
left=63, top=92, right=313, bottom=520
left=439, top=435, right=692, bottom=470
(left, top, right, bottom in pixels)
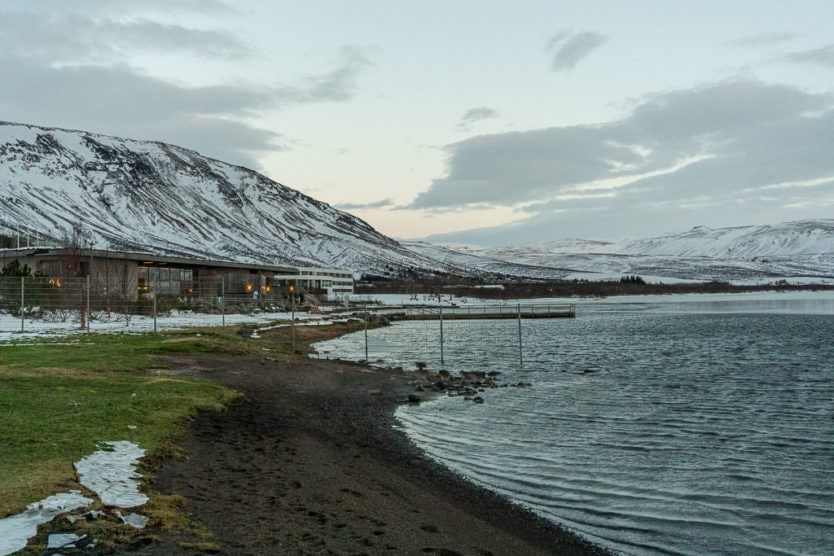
left=310, top=304, right=575, bottom=373
left=0, top=276, right=299, bottom=339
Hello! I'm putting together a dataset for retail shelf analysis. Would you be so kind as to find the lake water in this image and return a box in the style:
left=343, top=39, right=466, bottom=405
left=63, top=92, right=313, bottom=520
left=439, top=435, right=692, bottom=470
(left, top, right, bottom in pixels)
left=316, top=293, right=834, bottom=555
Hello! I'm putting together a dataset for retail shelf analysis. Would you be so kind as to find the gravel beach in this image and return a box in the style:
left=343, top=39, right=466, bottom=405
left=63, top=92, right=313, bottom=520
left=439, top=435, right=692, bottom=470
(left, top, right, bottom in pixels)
left=138, top=353, right=608, bottom=555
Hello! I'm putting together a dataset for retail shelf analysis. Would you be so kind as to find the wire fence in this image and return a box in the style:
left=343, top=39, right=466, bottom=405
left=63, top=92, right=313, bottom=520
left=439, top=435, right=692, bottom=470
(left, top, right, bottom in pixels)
left=1, top=275, right=577, bottom=373
left=310, top=304, right=576, bottom=373
left=0, top=276, right=297, bottom=338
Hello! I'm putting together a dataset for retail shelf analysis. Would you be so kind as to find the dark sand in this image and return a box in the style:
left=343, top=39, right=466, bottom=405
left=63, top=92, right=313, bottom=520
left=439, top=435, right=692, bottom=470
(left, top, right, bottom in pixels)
left=138, top=354, right=608, bottom=555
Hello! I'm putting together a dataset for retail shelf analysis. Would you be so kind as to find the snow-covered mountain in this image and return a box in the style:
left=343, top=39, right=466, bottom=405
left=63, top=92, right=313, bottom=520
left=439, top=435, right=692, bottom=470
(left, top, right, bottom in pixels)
left=1, top=121, right=832, bottom=283
left=406, top=220, right=834, bottom=283
left=0, top=121, right=454, bottom=276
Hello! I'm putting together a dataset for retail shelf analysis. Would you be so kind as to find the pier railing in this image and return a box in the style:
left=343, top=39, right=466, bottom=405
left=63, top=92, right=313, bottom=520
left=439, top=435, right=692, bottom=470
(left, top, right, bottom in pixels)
left=311, top=303, right=576, bottom=372
left=389, top=303, right=575, bottom=320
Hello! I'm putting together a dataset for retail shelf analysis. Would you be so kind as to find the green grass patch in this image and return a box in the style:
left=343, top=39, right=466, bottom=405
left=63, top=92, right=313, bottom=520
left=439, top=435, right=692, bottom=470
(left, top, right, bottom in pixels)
left=0, top=319, right=363, bottom=548
left=0, top=329, right=251, bottom=517
left=0, top=327, right=261, bottom=372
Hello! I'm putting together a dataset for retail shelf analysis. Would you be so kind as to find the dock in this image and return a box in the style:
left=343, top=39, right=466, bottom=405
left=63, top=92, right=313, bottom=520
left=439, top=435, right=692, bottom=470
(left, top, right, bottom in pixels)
left=381, top=303, right=576, bottom=321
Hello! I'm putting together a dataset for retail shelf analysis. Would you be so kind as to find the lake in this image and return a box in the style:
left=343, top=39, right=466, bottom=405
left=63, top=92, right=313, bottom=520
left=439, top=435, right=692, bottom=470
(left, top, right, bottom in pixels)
left=316, top=292, right=834, bottom=554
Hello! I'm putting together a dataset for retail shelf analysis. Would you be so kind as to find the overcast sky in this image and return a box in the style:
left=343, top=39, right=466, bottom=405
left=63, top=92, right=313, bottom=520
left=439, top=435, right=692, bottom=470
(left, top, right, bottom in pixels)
left=2, top=1, right=833, bottom=245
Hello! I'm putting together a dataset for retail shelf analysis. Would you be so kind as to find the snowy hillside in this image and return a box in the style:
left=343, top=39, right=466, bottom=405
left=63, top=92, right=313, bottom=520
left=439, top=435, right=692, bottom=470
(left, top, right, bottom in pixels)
left=2, top=121, right=832, bottom=283
left=0, top=121, right=452, bottom=276
left=617, top=221, right=834, bottom=258
left=406, top=221, right=834, bottom=283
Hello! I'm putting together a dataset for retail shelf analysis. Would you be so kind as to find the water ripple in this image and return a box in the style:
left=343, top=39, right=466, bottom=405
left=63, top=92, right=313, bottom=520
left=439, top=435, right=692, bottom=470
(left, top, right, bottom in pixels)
left=391, top=307, right=834, bottom=555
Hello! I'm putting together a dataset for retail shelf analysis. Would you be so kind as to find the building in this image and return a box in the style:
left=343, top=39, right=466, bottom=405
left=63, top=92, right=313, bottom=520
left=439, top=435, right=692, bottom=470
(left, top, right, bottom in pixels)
left=1, top=247, right=354, bottom=302
left=272, top=267, right=356, bottom=300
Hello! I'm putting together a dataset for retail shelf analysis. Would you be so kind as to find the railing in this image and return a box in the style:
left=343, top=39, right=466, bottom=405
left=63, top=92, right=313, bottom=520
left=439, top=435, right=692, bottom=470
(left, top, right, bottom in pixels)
left=388, top=303, right=575, bottom=320
left=310, top=303, right=576, bottom=372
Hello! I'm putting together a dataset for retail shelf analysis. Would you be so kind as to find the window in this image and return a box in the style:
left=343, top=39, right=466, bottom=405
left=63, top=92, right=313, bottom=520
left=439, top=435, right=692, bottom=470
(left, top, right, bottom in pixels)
left=140, top=265, right=193, bottom=295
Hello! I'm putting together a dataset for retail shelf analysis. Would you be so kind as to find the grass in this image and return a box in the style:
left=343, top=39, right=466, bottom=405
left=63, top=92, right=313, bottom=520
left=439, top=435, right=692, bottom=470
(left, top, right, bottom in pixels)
left=0, top=320, right=367, bottom=517
left=0, top=328, right=263, bottom=518
left=0, top=318, right=370, bottom=553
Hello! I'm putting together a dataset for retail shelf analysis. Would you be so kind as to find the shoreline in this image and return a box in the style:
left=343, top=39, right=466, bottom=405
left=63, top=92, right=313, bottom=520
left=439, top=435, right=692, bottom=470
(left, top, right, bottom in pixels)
left=134, top=354, right=609, bottom=554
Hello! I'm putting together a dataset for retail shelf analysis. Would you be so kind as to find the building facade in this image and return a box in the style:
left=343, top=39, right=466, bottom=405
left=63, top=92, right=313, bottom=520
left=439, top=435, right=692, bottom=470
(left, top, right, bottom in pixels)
left=1, top=248, right=354, bottom=302
left=271, top=267, right=356, bottom=300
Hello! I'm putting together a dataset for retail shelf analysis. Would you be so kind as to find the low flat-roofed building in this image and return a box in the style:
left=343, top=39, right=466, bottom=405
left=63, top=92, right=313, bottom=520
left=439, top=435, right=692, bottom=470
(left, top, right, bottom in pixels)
left=1, top=247, right=353, bottom=301
left=272, top=267, right=355, bottom=300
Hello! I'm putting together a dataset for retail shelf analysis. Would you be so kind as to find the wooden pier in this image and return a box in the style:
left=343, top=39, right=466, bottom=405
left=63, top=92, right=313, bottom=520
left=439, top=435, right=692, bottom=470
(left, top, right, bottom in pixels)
left=382, top=303, right=576, bottom=321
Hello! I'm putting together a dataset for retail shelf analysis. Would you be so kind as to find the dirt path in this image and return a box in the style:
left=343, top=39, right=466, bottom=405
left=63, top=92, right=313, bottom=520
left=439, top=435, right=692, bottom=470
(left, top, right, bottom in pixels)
left=139, top=355, right=607, bottom=555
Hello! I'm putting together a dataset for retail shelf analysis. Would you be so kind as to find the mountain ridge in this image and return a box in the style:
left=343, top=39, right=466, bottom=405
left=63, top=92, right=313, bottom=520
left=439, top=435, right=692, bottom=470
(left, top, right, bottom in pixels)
left=1, top=120, right=832, bottom=283
left=0, top=120, right=454, bottom=276
left=406, top=219, right=834, bottom=282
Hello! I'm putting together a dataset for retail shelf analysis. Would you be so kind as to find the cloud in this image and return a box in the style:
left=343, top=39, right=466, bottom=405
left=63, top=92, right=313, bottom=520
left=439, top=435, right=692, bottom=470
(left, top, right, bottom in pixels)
left=784, top=44, right=834, bottom=68
left=410, top=79, right=834, bottom=241
left=546, top=31, right=608, bottom=72
left=335, top=198, right=397, bottom=210
left=0, top=5, right=373, bottom=168
left=276, top=46, right=374, bottom=104
left=729, top=32, right=800, bottom=48
left=26, top=0, right=236, bottom=15
left=413, top=79, right=832, bottom=208
left=0, top=57, right=282, bottom=167
left=457, top=107, right=498, bottom=130
left=0, top=5, right=250, bottom=64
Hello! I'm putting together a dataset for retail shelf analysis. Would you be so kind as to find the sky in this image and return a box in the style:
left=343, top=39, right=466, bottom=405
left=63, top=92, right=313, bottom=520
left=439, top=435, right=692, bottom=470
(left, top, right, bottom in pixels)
left=1, top=1, right=833, bottom=246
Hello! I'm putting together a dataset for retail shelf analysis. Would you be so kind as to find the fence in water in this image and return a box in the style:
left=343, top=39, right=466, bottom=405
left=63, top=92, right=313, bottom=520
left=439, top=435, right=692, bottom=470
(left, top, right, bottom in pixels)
left=310, top=303, right=575, bottom=373
left=0, top=275, right=296, bottom=337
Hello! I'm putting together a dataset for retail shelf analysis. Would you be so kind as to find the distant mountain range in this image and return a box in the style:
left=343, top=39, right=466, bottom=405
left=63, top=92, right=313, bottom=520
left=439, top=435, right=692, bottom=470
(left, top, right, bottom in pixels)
left=1, top=121, right=832, bottom=283
left=405, top=219, right=834, bottom=283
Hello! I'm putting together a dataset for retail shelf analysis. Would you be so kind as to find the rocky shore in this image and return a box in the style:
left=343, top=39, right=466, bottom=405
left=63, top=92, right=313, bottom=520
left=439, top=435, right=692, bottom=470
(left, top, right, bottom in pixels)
left=408, top=368, right=532, bottom=405
left=131, top=354, right=608, bottom=555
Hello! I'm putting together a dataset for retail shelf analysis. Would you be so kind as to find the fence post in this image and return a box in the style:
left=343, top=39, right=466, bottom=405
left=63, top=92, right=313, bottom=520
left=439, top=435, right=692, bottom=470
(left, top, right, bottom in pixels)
left=153, top=294, right=158, bottom=333
left=517, top=303, right=523, bottom=369
left=364, top=308, right=369, bottom=362
left=86, top=275, right=91, bottom=332
left=439, top=306, right=445, bottom=367
left=220, top=280, right=226, bottom=327
left=291, top=291, right=296, bottom=354
left=20, top=276, right=25, bottom=333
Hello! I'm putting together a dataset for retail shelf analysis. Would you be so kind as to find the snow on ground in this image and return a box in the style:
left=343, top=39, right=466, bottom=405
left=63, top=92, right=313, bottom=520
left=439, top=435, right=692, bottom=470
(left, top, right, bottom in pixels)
left=75, top=441, right=148, bottom=508
left=0, top=492, right=93, bottom=556
left=0, top=310, right=325, bottom=344
left=0, top=441, right=155, bottom=555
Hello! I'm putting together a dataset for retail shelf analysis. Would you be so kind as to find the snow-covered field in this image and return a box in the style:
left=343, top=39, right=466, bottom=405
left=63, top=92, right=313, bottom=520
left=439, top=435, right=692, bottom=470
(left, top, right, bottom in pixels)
left=0, top=309, right=324, bottom=344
